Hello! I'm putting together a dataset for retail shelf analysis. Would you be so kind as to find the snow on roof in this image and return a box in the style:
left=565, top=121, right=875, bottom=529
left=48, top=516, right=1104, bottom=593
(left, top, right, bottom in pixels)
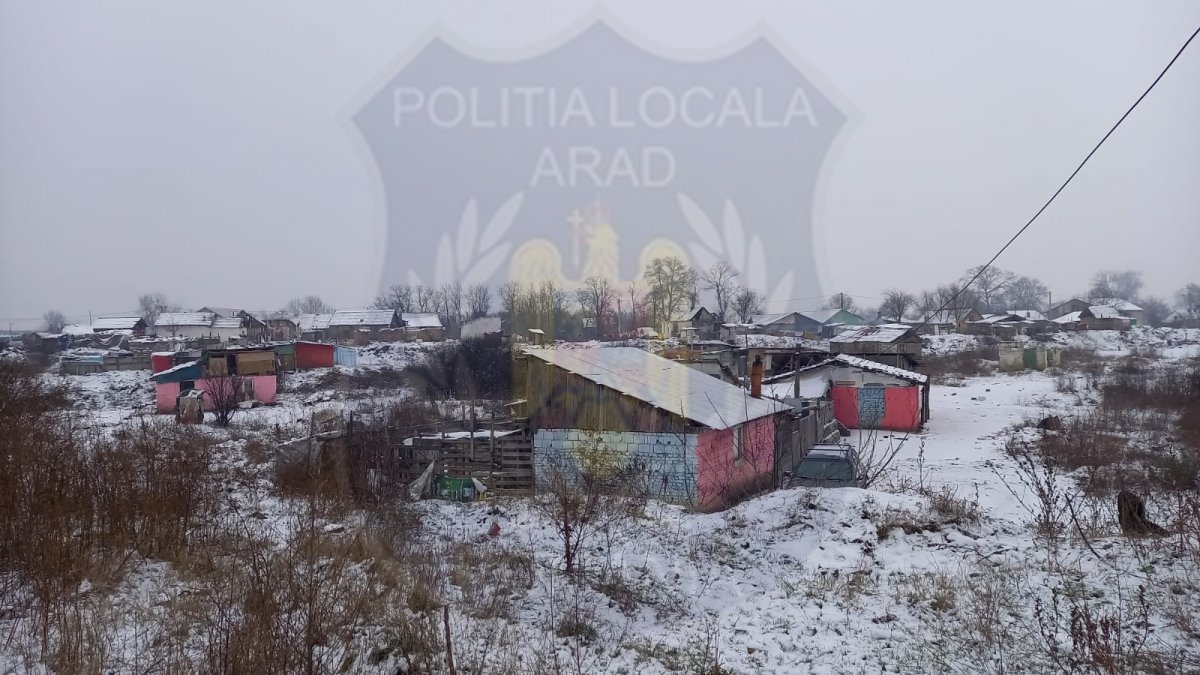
left=61, top=324, right=94, bottom=336
left=210, top=317, right=243, bottom=330
left=764, top=370, right=830, bottom=400
left=751, top=312, right=796, bottom=326
left=156, top=312, right=213, bottom=327
left=1088, top=305, right=1123, bottom=319
left=1093, top=299, right=1142, bottom=312
left=93, top=317, right=143, bottom=330
left=828, top=324, right=913, bottom=344
left=1053, top=311, right=1083, bottom=324
left=833, top=354, right=928, bottom=384
left=199, top=306, right=244, bottom=318
left=672, top=306, right=709, bottom=322
left=460, top=316, right=501, bottom=339
left=974, top=313, right=1024, bottom=325
left=298, top=313, right=333, bottom=331
left=329, top=309, right=396, bottom=327
left=799, top=308, right=849, bottom=324
left=401, top=312, right=443, bottom=328
left=151, top=359, right=200, bottom=379
left=1007, top=310, right=1046, bottom=321
left=523, top=346, right=783, bottom=430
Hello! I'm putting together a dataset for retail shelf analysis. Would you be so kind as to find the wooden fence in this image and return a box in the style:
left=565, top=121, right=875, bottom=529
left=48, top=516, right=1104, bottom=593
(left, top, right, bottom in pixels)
left=344, top=416, right=534, bottom=500
left=773, top=400, right=839, bottom=487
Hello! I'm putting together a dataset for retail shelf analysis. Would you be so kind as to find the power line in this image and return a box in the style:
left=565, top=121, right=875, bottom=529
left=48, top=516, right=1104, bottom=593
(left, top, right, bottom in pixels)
left=918, top=23, right=1200, bottom=329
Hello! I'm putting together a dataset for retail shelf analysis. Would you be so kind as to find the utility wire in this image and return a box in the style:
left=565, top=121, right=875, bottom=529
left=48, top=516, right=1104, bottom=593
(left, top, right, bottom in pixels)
left=916, top=24, right=1200, bottom=330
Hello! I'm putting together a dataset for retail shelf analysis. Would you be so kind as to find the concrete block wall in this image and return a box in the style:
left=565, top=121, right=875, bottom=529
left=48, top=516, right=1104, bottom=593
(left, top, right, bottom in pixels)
left=534, top=429, right=700, bottom=504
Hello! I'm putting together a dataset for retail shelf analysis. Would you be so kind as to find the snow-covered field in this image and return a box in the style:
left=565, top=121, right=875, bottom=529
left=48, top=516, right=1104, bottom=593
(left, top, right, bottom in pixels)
left=4, top=331, right=1198, bottom=673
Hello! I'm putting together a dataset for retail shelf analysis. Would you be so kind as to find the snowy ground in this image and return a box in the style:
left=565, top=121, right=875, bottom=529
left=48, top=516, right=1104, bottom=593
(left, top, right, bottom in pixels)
left=7, top=332, right=1199, bottom=673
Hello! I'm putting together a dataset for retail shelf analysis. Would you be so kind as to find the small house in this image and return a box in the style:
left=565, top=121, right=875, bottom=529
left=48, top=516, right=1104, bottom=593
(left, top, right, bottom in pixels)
left=154, top=312, right=219, bottom=340
left=199, top=307, right=269, bottom=342
left=327, top=308, right=399, bottom=341
left=295, top=341, right=336, bottom=369
left=150, top=349, right=277, bottom=414
left=255, top=311, right=300, bottom=341
left=518, top=346, right=790, bottom=511
left=776, top=354, right=929, bottom=432
left=796, top=308, right=866, bottom=337
left=1053, top=306, right=1131, bottom=331
left=751, top=312, right=803, bottom=336
left=829, top=324, right=923, bottom=368
left=401, top=312, right=446, bottom=341
left=93, top=317, right=148, bottom=337
left=671, top=307, right=718, bottom=341
left=298, top=313, right=333, bottom=341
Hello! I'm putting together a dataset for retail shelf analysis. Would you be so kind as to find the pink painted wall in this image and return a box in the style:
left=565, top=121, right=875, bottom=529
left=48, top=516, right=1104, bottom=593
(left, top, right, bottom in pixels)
left=695, top=415, right=775, bottom=511
left=154, top=375, right=277, bottom=413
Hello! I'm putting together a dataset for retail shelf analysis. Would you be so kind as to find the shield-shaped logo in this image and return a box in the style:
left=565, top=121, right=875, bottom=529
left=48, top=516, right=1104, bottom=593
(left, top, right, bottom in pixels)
left=354, top=20, right=847, bottom=307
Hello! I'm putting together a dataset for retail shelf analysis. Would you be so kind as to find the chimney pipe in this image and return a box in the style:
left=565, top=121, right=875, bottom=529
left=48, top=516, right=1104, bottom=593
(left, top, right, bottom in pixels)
left=750, top=355, right=763, bottom=399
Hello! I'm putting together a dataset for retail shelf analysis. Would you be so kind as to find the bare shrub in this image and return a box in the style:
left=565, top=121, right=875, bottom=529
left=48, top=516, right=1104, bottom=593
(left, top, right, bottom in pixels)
left=204, top=372, right=247, bottom=427
left=918, top=347, right=998, bottom=383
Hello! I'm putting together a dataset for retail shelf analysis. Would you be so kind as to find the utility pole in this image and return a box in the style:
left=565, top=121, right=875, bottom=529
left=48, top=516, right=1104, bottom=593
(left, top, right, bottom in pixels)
left=616, top=298, right=622, bottom=336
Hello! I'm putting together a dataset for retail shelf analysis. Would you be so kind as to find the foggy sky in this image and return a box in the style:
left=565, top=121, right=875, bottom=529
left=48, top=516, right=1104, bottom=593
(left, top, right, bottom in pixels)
left=2, top=1, right=1198, bottom=329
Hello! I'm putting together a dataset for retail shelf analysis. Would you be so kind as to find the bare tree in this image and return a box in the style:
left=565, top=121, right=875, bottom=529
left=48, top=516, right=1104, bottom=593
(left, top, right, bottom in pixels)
left=413, top=284, right=437, bottom=313
left=1178, top=283, right=1200, bottom=315
left=204, top=373, right=247, bottom=428
left=700, top=261, right=739, bottom=322
left=465, top=283, right=492, bottom=319
left=575, top=276, right=617, bottom=332
left=437, top=282, right=464, bottom=328
left=625, top=280, right=644, bottom=331
left=936, top=283, right=981, bottom=321
left=284, top=295, right=333, bottom=315
left=645, top=256, right=693, bottom=327
left=878, top=290, right=915, bottom=322
left=372, top=285, right=412, bottom=313
left=961, top=265, right=1015, bottom=313
left=825, top=292, right=858, bottom=313
left=1139, top=296, right=1170, bottom=327
left=138, top=292, right=176, bottom=328
left=42, top=310, right=66, bottom=333
left=1088, top=270, right=1143, bottom=302
left=731, top=287, right=765, bottom=323
left=1005, top=276, right=1049, bottom=310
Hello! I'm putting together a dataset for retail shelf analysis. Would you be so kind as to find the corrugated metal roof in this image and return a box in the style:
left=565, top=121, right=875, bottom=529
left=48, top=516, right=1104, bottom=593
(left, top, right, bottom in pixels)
left=751, top=312, right=796, bottom=326
left=93, top=317, right=143, bottom=330
left=523, top=346, right=783, bottom=430
left=829, top=324, right=914, bottom=344
left=401, top=312, right=443, bottom=328
left=211, top=317, right=242, bottom=329
left=1053, top=311, right=1082, bottom=324
left=799, top=308, right=860, bottom=324
left=832, top=354, right=928, bottom=384
left=1093, top=299, right=1142, bottom=311
left=156, top=312, right=213, bottom=327
left=1088, top=305, right=1122, bottom=319
left=329, top=309, right=396, bottom=327
left=297, top=313, right=333, bottom=331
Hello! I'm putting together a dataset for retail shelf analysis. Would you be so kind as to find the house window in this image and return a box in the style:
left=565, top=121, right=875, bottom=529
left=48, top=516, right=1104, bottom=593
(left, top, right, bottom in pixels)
left=733, top=425, right=744, bottom=462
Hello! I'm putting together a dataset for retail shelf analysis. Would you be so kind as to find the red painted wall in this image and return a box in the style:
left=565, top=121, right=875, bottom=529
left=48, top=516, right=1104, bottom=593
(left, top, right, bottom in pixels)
left=151, top=353, right=174, bottom=374
left=831, top=386, right=859, bottom=428
left=881, top=387, right=921, bottom=431
left=830, top=385, right=921, bottom=432
left=295, top=341, right=335, bottom=369
left=695, top=415, right=775, bottom=511
left=155, top=375, right=278, bottom=413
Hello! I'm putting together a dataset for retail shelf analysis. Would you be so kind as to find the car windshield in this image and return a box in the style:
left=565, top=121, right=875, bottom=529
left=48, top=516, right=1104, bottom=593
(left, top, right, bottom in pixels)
left=796, top=457, right=855, bottom=481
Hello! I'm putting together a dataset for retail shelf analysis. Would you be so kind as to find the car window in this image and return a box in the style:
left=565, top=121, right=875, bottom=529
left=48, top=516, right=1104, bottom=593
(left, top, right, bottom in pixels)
left=796, top=457, right=855, bottom=481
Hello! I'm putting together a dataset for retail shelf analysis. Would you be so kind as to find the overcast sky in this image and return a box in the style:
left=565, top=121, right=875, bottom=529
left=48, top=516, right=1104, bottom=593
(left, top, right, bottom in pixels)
left=2, top=1, right=1198, bottom=328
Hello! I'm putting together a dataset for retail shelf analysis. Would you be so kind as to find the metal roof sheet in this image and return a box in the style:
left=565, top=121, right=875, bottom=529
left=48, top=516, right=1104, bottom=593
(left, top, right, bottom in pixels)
left=210, top=317, right=242, bottom=329
left=401, top=312, right=443, bottom=328
left=297, top=313, right=333, bottom=331
left=93, top=317, right=143, bottom=330
left=156, top=312, right=213, bottom=327
left=828, top=324, right=914, bottom=344
left=523, top=346, right=783, bottom=430
left=328, top=309, right=396, bottom=327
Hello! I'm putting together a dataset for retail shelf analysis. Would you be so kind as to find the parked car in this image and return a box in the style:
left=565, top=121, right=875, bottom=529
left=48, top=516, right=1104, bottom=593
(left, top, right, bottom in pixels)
left=791, top=443, right=860, bottom=487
